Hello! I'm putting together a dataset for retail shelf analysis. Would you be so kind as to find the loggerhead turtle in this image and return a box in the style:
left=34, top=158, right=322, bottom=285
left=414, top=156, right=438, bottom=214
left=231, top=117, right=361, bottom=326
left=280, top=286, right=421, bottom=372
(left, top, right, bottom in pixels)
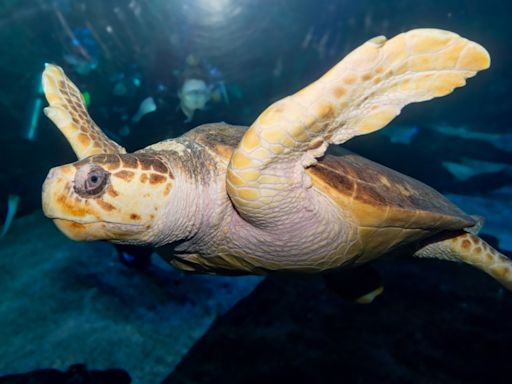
left=41, top=29, right=512, bottom=292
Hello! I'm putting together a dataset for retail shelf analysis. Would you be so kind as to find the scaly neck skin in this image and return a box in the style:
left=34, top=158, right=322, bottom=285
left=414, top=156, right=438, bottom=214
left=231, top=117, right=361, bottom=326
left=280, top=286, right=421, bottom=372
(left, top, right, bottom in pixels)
left=151, top=171, right=205, bottom=246
left=144, top=141, right=225, bottom=249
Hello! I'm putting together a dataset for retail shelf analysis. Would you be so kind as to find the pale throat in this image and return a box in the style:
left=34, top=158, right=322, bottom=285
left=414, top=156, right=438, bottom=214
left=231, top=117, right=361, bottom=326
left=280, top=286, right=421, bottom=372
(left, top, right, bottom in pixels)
left=150, top=173, right=209, bottom=246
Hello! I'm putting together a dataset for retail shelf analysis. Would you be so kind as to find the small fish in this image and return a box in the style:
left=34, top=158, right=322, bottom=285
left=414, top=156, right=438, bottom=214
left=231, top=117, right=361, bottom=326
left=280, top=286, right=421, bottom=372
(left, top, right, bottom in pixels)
left=131, top=97, right=157, bottom=124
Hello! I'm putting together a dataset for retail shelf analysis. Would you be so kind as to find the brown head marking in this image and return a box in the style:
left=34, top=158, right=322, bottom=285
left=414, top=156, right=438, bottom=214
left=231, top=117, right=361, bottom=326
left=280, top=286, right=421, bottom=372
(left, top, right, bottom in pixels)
left=42, top=151, right=175, bottom=242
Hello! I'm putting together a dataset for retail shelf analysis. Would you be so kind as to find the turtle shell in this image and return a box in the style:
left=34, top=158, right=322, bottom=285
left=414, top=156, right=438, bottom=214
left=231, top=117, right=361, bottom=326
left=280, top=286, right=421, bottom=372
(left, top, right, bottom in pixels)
left=308, top=146, right=475, bottom=262
left=182, top=123, right=246, bottom=163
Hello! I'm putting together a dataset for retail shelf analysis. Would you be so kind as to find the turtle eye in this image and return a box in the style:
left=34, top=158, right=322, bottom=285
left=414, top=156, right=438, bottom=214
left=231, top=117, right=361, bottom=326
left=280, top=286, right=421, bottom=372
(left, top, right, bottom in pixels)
left=74, top=164, right=110, bottom=197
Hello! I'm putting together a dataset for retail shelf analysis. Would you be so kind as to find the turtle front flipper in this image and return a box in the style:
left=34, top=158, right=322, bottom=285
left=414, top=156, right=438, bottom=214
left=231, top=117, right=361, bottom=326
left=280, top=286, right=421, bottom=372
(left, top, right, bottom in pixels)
left=42, top=64, right=126, bottom=159
left=227, top=29, right=489, bottom=227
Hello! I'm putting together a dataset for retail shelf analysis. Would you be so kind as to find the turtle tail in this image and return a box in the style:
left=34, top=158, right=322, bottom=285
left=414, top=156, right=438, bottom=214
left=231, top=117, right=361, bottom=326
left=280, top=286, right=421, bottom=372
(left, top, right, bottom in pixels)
left=414, top=232, right=512, bottom=291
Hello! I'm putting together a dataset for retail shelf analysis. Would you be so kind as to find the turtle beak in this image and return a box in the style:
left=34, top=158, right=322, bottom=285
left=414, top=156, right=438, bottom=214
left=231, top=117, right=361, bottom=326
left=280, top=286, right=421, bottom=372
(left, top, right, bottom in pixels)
left=42, top=164, right=97, bottom=222
left=53, top=219, right=105, bottom=241
left=42, top=164, right=144, bottom=242
left=42, top=166, right=103, bottom=241
left=42, top=165, right=68, bottom=219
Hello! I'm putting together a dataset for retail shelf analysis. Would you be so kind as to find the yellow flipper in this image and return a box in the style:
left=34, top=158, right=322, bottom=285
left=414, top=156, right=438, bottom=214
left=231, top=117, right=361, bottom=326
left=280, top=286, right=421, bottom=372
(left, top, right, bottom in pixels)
left=416, top=233, right=512, bottom=291
left=42, top=64, right=125, bottom=159
left=227, top=29, right=490, bottom=226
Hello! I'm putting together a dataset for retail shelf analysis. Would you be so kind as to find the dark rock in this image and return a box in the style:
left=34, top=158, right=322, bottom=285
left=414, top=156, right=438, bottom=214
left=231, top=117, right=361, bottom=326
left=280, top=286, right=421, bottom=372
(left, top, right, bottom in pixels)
left=0, top=364, right=131, bottom=384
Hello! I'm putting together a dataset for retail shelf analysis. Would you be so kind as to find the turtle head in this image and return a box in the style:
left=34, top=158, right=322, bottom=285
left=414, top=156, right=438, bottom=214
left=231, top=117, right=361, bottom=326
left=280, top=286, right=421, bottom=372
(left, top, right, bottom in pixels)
left=41, top=65, right=176, bottom=244
left=42, top=153, right=175, bottom=244
left=41, top=64, right=199, bottom=246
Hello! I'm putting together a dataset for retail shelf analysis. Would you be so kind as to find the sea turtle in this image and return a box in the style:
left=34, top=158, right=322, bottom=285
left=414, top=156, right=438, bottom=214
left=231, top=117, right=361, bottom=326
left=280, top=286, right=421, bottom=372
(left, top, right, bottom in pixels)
left=41, top=29, right=512, bottom=292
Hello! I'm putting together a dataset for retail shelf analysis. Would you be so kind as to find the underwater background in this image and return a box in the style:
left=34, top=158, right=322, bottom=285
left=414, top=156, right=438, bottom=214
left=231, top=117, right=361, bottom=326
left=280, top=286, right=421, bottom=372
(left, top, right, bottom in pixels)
left=0, top=0, right=511, bottom=383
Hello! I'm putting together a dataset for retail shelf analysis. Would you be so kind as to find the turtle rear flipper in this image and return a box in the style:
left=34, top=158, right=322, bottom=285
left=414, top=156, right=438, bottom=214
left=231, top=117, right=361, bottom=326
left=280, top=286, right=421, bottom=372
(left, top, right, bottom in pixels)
left=415, top=232, right=512, bottom=291
left=42, top=64, right=125, bottom=159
